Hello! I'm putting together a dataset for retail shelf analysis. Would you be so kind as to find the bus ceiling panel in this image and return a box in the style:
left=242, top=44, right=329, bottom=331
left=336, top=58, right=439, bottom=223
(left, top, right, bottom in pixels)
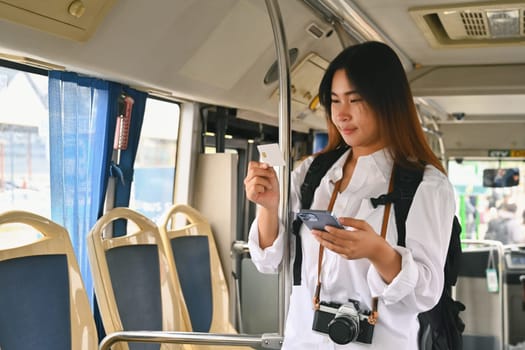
left=0, top=0, right=117, bottom=41
left=408, top=65, right=525, bottom=96
left=428, top=95, right=525, bottom=122
left=351, top=0, right=525, bottom=67
left=409, top=64, right=525, bottom=124
left=303, top=0, right=414, bottom=70
left=0, top=0, right=340, bottom=129
left=268, top=52, right=330, bottom=131
left=409, top=2, right=525, bottom=51
left=439, top=122, right=525, bottom=153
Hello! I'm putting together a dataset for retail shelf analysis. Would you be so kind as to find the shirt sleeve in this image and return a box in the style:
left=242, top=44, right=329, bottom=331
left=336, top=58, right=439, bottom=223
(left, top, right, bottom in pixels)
left=247, top=156, right=314, bottom=274
left=247, top=218, right=284, bottom=273
left=367, top=165, right=456, bottom=312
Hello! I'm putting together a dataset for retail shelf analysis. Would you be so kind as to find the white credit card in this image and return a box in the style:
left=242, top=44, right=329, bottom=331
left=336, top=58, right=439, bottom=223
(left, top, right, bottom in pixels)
left=257, top=143, right=286, bottom=166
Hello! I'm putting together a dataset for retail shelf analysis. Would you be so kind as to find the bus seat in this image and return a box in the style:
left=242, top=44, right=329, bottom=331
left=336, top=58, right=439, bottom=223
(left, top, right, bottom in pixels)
left=87, top=207, right=192, bottom=350
left=0, top=210, right=98, bottom=350
left=160, top=204, right=252, bottom=350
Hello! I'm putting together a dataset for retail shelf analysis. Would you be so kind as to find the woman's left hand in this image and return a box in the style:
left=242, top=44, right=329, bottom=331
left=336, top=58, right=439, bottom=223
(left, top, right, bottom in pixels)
left=312, top=216, right=402, bottom=283
left=311, top=217, right=385, bottom=260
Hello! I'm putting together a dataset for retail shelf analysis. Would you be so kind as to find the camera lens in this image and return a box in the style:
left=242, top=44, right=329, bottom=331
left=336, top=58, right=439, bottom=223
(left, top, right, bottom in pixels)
left=328, top=315, right=359, bottom=344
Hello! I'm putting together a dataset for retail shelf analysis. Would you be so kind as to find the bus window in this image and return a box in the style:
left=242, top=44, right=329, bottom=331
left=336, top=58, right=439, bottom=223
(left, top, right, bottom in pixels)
left=448, top=159, right=525, bottom=242
left=0, top=64, right=49, bottom=218
left=129, top=98, right=180, bottom=222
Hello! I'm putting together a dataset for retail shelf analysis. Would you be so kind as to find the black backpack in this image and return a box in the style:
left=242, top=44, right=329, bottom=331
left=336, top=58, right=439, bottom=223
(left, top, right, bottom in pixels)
left=291, top=146, right=465, bottom=350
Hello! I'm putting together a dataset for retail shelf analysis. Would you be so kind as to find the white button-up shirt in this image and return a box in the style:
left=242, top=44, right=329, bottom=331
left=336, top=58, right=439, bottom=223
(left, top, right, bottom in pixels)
left=248, top=148, right=456, bottom=349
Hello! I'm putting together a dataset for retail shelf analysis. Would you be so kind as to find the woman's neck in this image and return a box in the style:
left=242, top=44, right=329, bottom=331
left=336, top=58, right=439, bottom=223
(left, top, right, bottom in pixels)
left=338, top=145, right=385, bottom=192
left=339, top=151, right=357, bottom=192
left=351, top=144, right=385, bottom=159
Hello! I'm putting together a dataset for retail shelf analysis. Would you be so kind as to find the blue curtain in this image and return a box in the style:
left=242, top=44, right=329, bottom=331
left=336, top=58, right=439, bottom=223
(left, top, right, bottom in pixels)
left=48, top=71, right=120, bottom=307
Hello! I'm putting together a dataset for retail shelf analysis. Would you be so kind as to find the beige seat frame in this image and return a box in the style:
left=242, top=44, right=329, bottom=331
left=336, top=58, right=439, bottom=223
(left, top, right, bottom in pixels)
left=87, top=207, right=191, bottom=350
left=0, top=210, right=98, bottom=350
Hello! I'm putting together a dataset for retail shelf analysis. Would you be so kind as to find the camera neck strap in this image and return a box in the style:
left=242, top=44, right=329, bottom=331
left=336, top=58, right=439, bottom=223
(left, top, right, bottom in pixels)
left=313, top=176, right=341, bottom=309
left=313, top=152, right=351, bottom=309
left=313, top=164, right=396, bottom=326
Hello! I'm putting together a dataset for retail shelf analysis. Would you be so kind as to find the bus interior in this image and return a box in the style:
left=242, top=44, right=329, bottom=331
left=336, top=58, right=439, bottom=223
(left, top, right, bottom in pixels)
left=0, top=0, right=524, bottom=349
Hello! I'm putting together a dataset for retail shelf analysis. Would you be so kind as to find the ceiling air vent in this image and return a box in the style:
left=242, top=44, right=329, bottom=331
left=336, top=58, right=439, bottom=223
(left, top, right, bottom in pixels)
left=455, top=11, right=488, bottom=38
left=410, top=2, right=525, bottom=48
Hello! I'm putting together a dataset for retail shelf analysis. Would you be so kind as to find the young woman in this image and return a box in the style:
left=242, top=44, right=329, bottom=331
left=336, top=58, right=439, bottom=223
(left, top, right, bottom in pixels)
left=244, top=41, right=456, bottom=349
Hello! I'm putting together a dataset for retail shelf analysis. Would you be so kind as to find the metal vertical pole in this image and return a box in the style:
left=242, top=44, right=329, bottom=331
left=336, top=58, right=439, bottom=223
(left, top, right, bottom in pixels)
left=265, top=0, right=291, bottom=338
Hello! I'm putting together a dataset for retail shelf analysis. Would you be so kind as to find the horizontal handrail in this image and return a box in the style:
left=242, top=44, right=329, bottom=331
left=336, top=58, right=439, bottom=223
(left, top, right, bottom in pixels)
left=99, top=331, right=283, bottom=350
left=461, top=239, right=505, bottom=249
left=231, top=240, right=250, bottom=255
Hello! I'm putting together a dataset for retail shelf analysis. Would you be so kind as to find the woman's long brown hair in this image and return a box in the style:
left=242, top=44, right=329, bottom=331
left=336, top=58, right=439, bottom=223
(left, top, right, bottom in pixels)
left=318, top=41, right=445, bottom=174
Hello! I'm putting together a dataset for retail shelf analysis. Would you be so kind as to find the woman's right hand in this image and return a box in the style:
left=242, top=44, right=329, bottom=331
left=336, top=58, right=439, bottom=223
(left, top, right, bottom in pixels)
left=244, top=161, right=281, bottom=248
left=244, top=161, right=280, bottom=211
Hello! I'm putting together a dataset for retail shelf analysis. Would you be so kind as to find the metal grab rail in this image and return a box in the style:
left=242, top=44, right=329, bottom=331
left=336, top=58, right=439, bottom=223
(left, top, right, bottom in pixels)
left=265, top=0, right=292, bottom=338
left=99, top=331, right=283, bottom=350
left=231, top=240, right=250, bottom=255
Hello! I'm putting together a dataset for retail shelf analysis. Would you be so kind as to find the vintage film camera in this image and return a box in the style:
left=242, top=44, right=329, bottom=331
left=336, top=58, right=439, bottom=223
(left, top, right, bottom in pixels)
left=312, top=299, right=375, bottom=345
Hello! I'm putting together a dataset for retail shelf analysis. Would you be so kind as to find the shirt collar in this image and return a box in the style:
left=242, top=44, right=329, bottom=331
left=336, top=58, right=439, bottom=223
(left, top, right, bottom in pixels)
left=326, top=148, right=393, bottom=187
left=326, top=149, right=350, bottom=184
left=368, top=148, right=394, bottom=182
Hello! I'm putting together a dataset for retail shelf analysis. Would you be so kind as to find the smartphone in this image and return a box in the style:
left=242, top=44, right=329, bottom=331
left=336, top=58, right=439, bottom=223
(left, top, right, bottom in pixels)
left=297, top=209, right=344, bottom=231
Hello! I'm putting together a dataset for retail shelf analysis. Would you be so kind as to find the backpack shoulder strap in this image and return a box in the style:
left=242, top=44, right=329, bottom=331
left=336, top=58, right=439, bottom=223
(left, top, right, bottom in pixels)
left=393, top=164, right=463, bottom=287
left=446, top=216, right=462, bottom=286
left=299, top=144, right=350, bottom=211
left=392, top=165, right=424, bottom=248
left=291, top=144, right=349, bottom=285
left=392, top=165, right=466, bottom=349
